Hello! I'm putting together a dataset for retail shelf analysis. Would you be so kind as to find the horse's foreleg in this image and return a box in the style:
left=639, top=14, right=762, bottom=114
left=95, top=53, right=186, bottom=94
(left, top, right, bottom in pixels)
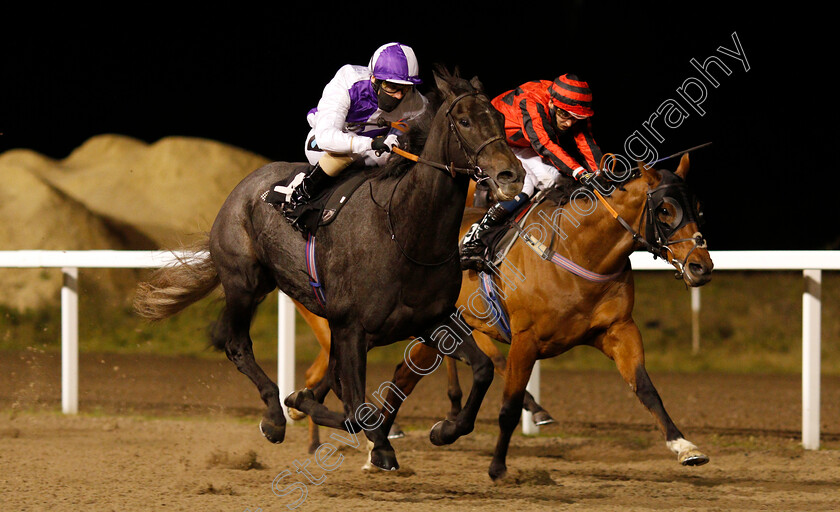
left=302, top=372, right=332, bottom=453
left=295, top=348, right=329, bottom=453
left=599, top=320, right=709, bottom=466
left=288, top=304, right=332, bottom=451
left=488, top=336, right=537, bottom=481
left=284, top=349, right=348, bottom=431
left=333, top=327, right=397, bottom=471
left=474, top=330, right=554, bottom=425
left=427, top=319, right=494, bottom=447
left=289, top=346, right=329, bottom=423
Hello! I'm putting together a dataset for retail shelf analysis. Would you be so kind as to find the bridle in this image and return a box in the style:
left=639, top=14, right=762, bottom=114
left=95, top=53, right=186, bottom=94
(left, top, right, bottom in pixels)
left=361, top=91, right=507, bottom=190
left=588, top=154, right=707, bottom=281
left=641, top=178, right=707, bottom=280
left=440, top=91, right=506, bottom=188
left=370, top=88, right=512, bottom=266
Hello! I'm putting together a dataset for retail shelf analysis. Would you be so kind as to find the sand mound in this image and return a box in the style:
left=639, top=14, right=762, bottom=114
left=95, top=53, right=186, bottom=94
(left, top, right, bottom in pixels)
left=0, top=134, right=271, bottom=310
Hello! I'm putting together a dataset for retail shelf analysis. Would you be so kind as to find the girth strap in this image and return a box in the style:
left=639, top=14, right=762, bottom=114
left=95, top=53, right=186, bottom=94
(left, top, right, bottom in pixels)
left=305, top=234, right=326, bottom=308
left=512, top=222, right=627, bottom=282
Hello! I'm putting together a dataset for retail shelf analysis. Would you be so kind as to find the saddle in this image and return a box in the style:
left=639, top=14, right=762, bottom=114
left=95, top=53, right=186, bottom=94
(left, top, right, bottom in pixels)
left=263, top=165, right=369, bottom=237
left=477, top=190, right=548, bottom=267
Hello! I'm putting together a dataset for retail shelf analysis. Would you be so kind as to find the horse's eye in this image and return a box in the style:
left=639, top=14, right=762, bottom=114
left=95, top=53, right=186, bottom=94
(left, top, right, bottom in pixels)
left=459, top=118, right=470, bottom=127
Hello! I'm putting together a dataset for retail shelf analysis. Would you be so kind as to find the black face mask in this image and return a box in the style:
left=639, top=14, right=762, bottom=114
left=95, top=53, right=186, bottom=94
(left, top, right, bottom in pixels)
left=644, top=173, right=703, bottom=246
left=374, top=82, right=404, bottom=112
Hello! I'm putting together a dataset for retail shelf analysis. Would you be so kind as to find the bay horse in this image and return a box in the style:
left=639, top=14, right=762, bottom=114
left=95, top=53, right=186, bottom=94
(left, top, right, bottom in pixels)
left=288, top=153, right=713, bottom=479
left=133, top=66, right=525, bottom=472
left=400, top=153, right=714, bottom=480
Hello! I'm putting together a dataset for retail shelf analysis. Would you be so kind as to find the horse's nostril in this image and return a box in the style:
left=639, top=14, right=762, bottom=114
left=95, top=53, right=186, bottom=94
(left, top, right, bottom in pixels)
left=496, top=170, right=515, bottom=183
left=689, top=262, right=710, bottom=276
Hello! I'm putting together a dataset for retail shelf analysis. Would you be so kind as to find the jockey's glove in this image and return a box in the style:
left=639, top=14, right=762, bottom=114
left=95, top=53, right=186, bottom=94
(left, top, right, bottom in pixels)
left=577, top=170, right=598, bottom=183
left=371, top=134, right=400, bottom=156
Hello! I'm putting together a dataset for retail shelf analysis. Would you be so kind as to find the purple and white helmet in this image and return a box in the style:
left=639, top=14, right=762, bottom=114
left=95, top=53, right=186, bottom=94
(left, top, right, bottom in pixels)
left=368, top=42, right=422, bottom=85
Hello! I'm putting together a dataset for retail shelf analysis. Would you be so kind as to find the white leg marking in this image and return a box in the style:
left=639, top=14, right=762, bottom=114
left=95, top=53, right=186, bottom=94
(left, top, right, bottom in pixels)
left=666, top=437, right=698, bottom=455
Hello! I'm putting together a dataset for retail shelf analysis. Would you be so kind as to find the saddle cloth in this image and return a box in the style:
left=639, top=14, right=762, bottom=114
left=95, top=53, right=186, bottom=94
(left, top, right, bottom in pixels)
left=263, top=165, right=369, bottom=237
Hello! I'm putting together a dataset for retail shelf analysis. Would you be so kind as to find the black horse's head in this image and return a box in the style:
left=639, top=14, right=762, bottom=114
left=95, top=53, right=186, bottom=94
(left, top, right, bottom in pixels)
left=432, top=66, right=525, bottom=201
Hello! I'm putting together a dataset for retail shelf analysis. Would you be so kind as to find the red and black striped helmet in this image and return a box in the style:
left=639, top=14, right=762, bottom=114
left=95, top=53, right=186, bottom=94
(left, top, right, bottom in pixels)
left=548, top=73, right=594, bottom=118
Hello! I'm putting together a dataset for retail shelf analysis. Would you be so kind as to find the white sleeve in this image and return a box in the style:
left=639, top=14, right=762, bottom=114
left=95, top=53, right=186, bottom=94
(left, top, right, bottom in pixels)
left=311, top=65, right=372, bottom=156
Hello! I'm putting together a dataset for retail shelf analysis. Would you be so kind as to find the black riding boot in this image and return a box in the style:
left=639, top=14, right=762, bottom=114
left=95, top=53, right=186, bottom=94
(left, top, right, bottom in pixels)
left=282, top=164, right=330, bottom=214
left=459, top=202, right=510, bottom=272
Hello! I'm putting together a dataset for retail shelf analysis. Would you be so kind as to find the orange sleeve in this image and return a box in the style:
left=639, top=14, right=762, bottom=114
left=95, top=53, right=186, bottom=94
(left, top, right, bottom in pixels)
left=518, top=94, right=587, bottom=177
left=572, top=119, right=603, bottom=173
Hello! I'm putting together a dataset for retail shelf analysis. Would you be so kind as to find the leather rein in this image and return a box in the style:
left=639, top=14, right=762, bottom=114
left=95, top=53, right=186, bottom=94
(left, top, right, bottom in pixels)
left=364, top=90, right=509, bottom=266
left=587, top=153, right=707, bottom=280
left=352, top=91, right=506, bottom=191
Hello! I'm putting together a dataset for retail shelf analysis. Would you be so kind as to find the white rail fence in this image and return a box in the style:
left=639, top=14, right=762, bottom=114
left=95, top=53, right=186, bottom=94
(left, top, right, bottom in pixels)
left=0, top=250, right=835, bottom=449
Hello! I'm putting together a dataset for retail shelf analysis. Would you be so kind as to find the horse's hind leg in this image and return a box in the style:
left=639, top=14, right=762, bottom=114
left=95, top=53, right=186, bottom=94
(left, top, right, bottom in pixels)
left=522, top=390, right=554, bottom=426
left=598, top=320, right=709, bottom=466
left=214, top=266, right=285, bottom=443
left=445, top=357, right=462, bottom=421
left=375, top=340, right=442, bottom=436
left=427, top=318, right=494, bottom=447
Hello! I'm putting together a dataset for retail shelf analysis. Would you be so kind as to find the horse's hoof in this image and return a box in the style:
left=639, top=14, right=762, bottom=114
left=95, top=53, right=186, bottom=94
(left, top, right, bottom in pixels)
left=287, top=407, right=307, bottom=421
left=259, top=418, right=286, bottom=444
left=532, top=411, right=555, bottom=426
left=369, top=448, right=399, bottom=471
left=388, top=424, right=405, bottom=439
left=307, top=440, right=321, bottom=454
left=679, top=449, right=710, bottom=466
left=488, top=461, right=508, bottom=481
left=283, top=389, right=314, bottom=410
left=429, top=419, right=462, bottom=446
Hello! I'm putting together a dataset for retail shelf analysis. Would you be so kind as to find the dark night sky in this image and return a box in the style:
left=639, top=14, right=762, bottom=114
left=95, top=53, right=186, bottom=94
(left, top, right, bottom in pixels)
left=2, top=4, right=835, bottom=250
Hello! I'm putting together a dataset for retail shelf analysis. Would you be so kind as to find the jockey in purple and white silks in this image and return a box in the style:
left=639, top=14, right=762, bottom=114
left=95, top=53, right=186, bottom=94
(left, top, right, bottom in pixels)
left=277, top=42, right=427, bottom=215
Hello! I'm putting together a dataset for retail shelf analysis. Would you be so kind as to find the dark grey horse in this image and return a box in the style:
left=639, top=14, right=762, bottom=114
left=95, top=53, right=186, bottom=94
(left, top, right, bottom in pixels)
left=134, top=67, right=525, bottom=471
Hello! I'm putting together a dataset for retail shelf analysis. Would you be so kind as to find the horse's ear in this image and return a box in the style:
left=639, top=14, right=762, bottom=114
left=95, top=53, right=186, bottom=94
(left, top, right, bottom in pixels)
left=469, top=76, right=485, bottom=93
left=675, top=152, right=690, bottom=179
left=434, top=67, right=453, bottom=98
left=639, top=160, right=660, bottom=186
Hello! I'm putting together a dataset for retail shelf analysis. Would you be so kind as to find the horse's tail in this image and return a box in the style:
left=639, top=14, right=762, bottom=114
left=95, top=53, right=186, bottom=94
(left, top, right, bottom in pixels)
left=133, top=237, right=220, bottom=321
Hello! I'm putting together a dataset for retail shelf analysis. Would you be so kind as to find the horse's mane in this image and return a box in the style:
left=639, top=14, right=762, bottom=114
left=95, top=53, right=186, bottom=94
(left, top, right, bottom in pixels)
left=543, top=175, right=581, bottom=207
left=370, top=107, right=435, bottom=180
left=371, top=65, right=476, bottom=180
left=543, top=166, right=650, bottom=207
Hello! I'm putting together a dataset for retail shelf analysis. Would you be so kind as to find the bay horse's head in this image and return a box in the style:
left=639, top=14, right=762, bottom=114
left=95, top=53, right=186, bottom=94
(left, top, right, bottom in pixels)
left=636, top=153, right=713, bottom=286
left=432, top=66, right=525, bottom=201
